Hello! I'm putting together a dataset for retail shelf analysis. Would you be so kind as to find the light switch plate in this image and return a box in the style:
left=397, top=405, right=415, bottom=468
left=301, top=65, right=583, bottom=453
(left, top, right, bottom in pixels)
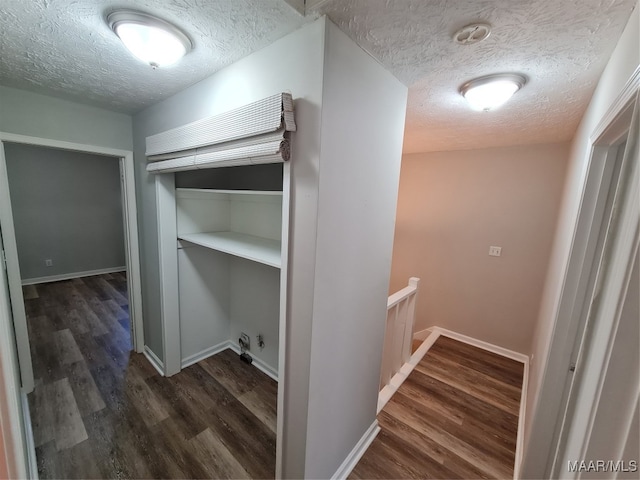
left=489, top=246, right=502, bottom=257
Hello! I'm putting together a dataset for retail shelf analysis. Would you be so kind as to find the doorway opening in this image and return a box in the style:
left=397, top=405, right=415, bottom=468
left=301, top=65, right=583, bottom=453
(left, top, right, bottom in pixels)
left=0, top=132, right=143, bottom=478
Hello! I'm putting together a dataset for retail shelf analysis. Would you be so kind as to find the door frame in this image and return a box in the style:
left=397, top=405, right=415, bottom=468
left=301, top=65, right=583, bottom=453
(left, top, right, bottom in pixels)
left=0, top=131, right=144, bottom=382
left=0, top=132, right=144, bottom=478
left=0, top=228, right=30, bottom=480
left=551, top=89, right=639, bottom=475
left=521, top=69, right=639, bottom=477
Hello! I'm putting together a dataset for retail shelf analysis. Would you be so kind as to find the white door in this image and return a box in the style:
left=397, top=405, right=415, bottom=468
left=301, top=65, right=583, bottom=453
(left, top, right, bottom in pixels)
left=553, top=93, right=639, bottom=476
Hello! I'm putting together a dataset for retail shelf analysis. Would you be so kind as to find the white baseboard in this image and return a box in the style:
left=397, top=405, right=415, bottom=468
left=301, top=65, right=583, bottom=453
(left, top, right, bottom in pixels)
left=21, top=393, right=38, bottom=480
left=228, top=342, right=278, bottom=382
left=331, top=420, right=381, bottom=480
left=514, top=357, right=529, bottom=480
left=180, top=341, right=279, bottom=382
left=431, top=326, right=529, bottom=364
left=181, top=341, right=231, bottom=369
left=21, top=266, right=126, bottom=286
left=143, top=345, right=165, bottom=376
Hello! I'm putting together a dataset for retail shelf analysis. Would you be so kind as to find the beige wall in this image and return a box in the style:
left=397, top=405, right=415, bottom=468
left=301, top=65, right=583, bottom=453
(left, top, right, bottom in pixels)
left=390, top=143, right=569, bottom=354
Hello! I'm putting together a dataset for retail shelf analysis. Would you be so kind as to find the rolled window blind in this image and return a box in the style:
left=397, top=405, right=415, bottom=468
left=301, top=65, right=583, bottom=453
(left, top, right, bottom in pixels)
left=146, top=92, right=295, bottom=173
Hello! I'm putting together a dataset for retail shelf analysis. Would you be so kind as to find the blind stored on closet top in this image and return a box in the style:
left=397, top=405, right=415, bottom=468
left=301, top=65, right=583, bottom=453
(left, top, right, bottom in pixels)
left=146, top=93, right=296, bottom=173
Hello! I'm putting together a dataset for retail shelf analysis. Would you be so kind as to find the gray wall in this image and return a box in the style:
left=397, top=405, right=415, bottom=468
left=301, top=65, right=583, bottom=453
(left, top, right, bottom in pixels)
left=5, top=144, right=125, bottom=282
left=0, top=85, right=133, bottom=150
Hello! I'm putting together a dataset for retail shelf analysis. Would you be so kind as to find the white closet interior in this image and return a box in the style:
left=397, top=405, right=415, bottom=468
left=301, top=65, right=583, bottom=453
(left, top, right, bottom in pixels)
left=149, top=93, right=294, bottom=392
left=177, top=189, right=282, bottom=268
left=176, top=185, right=284, bottom=378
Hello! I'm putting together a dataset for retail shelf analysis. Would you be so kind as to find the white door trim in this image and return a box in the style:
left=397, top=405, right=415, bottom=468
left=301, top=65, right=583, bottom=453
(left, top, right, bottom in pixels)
left=555, top=91, right=639, bottom=475
left=0, top=231, right=29, bottom=480
left=521, top=70, right=639, bottom=477
left=155, top=173, right=181, bottom=376
left=0, top=131, right=145, bottom=359
left=0, top=131, right=144, bottom=478
left=0, top=144, right=34, bottom=393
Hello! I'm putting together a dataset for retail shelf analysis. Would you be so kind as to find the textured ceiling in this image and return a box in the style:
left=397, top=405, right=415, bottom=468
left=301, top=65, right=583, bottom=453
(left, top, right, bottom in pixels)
left=310, top=0, right=637, bottom=152
left=0, top=0, right=636, bottom=152
left=0, top=0, right=309, bottom=113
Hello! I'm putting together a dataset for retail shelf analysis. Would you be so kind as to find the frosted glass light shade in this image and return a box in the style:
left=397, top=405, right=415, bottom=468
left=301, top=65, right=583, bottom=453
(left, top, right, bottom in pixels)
left=108, top=11, right=191, bottom=68
left=460, top=74, right=526, bottom=111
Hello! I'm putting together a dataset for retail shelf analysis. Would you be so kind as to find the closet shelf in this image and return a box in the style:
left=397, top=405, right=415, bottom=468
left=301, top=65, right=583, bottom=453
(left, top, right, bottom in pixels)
left=178, top=231, right=281, bottom=268
left=176, top=188, right=283, bottom=196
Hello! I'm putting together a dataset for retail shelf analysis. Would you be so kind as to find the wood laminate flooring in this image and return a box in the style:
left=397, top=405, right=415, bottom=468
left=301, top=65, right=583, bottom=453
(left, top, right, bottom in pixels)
left=24, top=273, right=277, bottom=479
left=351, top=335, right=524, bottom=479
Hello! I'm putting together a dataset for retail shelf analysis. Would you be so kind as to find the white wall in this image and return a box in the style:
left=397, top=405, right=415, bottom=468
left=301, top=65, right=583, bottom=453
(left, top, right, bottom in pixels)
left=178, top=248, right=230, bottom=360
left=0, top=86, right=132, bottom=150
left=229, top=258, right=280, bottom=372
left=5, top=144, right=125, bottom=282
left=133, top=17, right=407, bottom=478
left=133, top=19, right=326, bottom=478
left=304, top=20, right=407, bottom=478
left=390, top=144, right=569, bottom=355
left=522, top=4, right=639, bottom=476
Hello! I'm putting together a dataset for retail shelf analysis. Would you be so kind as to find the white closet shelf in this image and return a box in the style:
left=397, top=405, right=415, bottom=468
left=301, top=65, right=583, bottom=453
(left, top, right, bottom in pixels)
left=176, top=188, right=283, bottom=196
left=178, top=231, right=281, bottom=268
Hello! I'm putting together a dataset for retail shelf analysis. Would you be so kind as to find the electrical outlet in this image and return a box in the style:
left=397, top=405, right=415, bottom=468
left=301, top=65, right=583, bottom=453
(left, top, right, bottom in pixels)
left=239, top=333, right=250, bottom=350
left=488, top=246, right=502, bottom=257
left=45, top=259, right=53, bottom=267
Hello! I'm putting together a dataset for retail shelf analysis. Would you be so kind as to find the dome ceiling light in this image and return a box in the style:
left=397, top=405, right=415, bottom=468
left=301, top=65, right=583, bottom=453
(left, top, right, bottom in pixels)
left=107, top=10, right=192, bottom=68
left=460, top=73, right=527, bottom=111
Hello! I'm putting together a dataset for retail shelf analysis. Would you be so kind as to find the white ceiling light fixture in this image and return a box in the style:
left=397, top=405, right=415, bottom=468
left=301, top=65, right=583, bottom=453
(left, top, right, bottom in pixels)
left=460, top=73, right=527, bottom=111
left=107, top=10, right=192, bottom=68
left=453, top=23, right=492, bottom=45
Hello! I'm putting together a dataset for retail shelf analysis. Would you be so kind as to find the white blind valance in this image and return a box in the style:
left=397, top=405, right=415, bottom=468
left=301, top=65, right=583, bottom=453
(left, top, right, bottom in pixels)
left=146, top=92, right=295, bottom=173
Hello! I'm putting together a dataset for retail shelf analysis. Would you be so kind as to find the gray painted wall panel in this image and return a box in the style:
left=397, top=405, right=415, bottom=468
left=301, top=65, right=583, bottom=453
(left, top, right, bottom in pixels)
left=0, top=86, right=132, bottom=150
left=304, top=20, right=407, bottom=478
left=5, top=144, right=125, bottom=281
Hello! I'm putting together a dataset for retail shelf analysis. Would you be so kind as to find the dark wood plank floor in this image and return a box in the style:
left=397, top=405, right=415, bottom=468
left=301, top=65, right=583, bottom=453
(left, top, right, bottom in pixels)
left=24, top=273, right=277, bottom=479
left=351, top=335, right=524, bottom=479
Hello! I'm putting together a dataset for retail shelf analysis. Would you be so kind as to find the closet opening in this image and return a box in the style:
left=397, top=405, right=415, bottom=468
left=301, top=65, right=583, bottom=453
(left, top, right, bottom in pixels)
left=174, top=162, right=285, bottom=380
left=150, top=91, right=294, bottom=478
left=153, top=162, right=288, bottom=478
